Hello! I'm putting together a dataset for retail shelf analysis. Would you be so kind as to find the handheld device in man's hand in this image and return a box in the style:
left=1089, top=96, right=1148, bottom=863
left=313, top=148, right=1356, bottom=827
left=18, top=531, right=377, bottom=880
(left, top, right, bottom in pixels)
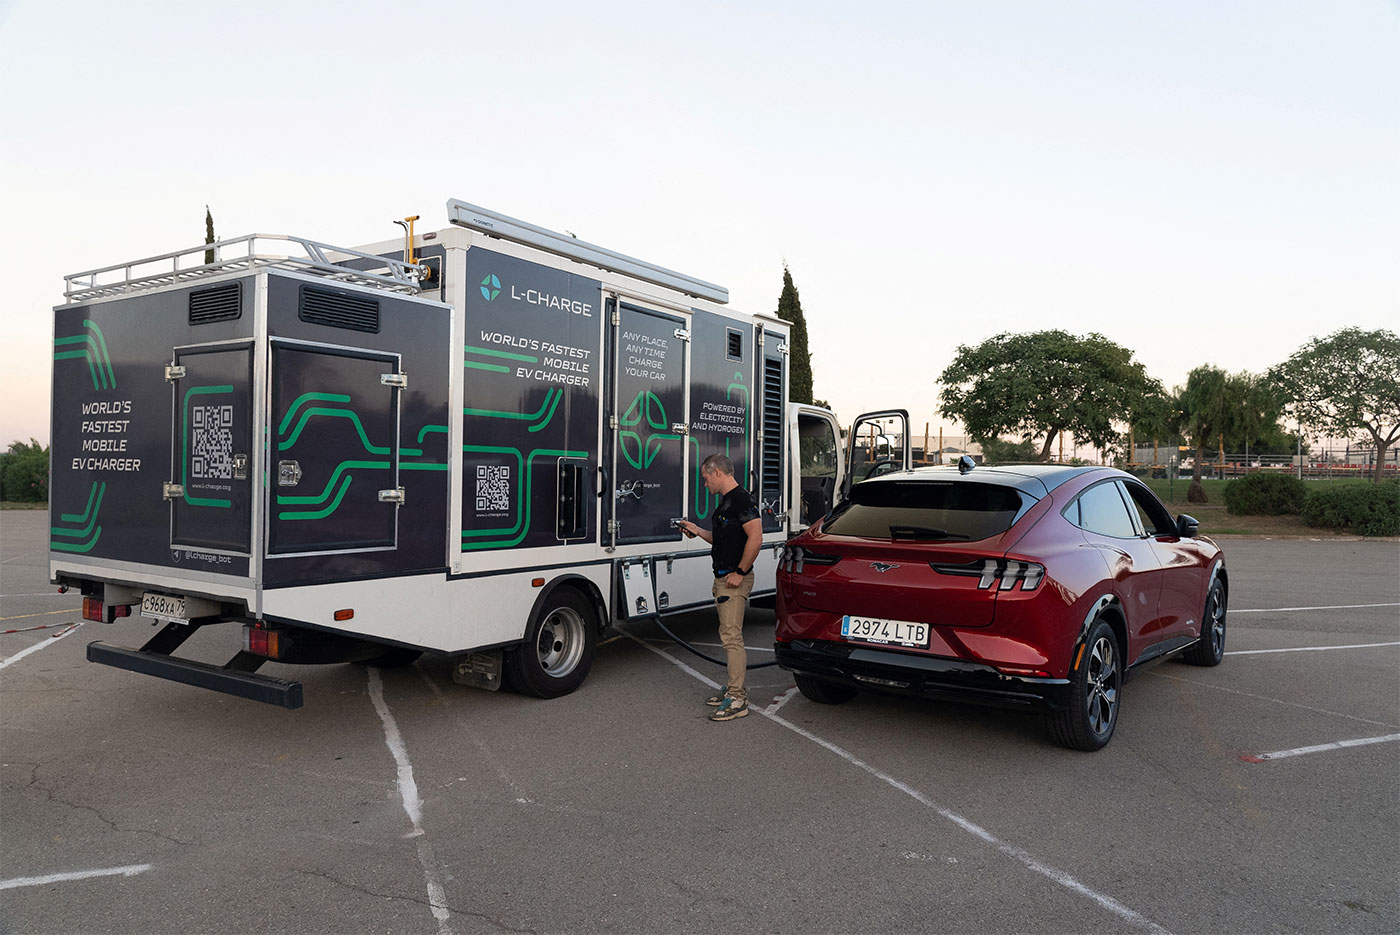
left=671, top=518, right=696, bottom=538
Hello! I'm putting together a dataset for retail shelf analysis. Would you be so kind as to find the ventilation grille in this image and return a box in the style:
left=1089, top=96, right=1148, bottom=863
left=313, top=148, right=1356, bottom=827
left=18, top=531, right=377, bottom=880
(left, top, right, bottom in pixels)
left=726, top=329, right=743, bottom=360
left=189, top=283, right=242, bottom=324
left=299, top=287, right=380, bottom=333
left=761, top=356, right=784, bottom=499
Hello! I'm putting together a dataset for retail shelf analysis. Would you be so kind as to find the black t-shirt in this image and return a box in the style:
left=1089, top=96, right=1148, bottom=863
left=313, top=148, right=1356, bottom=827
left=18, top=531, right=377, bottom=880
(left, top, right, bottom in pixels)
left=711, top=486, right=760, bottom=575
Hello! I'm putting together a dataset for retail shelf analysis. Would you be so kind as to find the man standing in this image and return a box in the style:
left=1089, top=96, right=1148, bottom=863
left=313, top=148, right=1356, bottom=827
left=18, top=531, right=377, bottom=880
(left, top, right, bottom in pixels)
left=678, top=454, right=763, bottom=722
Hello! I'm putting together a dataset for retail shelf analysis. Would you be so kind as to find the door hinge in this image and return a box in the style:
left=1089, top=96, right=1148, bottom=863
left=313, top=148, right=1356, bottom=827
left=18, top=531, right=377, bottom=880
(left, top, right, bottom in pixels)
left=671, top=423, right=689, bottom=436
left=380, top=372, right=407, bottom=388
left=607, top=519, right=620, bottom=534
left=674, top=328, right=691, bottom=341
left=164, top=365, right=186, bottom=382
left=611, top=307, right=621, bottom=326
left=777, top=342, right=790, bottom=356
left=162, top=483, right=185, bottom=500
left=378, top=488, right=406, bottom=505
left=609, top=415, right=619, bottom=430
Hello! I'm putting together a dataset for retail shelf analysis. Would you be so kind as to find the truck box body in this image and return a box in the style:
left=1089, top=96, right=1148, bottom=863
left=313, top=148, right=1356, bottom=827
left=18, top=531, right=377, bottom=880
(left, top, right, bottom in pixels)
left=49, top=204, right=845, bottom=705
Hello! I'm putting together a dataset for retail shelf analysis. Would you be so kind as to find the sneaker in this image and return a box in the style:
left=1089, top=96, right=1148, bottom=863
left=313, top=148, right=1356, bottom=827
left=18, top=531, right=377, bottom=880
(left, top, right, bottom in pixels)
left=705, top=692, right=728, bottom=707
left=709, top=697, right=749, bottom=721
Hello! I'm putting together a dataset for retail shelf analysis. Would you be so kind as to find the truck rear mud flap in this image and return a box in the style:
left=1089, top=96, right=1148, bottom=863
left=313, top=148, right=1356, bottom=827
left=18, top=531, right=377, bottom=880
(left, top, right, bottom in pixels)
left=87, top=621, right=303, bottom=709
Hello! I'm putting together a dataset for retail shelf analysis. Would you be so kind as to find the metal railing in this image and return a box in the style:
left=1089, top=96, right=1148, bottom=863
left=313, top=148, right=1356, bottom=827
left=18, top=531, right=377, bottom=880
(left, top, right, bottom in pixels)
left=64, top=233, right=430, bottom=303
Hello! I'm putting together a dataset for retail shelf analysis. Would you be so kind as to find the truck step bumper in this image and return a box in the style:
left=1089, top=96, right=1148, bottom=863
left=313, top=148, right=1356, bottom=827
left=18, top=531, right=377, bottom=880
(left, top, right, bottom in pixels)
left=87, top=640, right=304, bottom=709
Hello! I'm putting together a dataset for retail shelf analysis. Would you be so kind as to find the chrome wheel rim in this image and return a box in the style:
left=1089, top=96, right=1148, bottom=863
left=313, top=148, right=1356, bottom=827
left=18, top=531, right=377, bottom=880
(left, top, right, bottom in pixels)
left=1207, top=585, right=1226, bottom=656
left=1085, top=636, right=1119, bottom=736
left=537, top=606, right=585, bottom=677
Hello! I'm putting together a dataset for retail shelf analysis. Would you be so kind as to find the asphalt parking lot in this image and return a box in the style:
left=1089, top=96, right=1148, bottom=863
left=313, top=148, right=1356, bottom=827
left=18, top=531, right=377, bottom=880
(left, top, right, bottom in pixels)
left=3, top=509, right=1398, bottom=935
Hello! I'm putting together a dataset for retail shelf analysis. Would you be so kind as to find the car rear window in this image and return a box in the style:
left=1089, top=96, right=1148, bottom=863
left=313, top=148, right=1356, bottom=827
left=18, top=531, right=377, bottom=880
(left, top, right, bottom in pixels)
left=822, top=481, right=1030, bottom=541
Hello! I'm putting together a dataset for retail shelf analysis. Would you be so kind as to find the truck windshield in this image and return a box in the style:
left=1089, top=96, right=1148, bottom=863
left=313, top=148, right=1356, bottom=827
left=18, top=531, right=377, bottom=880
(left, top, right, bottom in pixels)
left=823, top=481, right=1029, bottom=542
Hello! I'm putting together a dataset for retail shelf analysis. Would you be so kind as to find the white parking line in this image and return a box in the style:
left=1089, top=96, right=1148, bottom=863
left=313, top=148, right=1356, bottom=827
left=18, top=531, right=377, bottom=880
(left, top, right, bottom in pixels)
left=1227, top=641, right=1400, bottom=656
left=626, top=634, right=1171, bottom=935
left=0, top=623, right=82, bottom=671
left=366, top=669, right=453, bottom=935
left=0, top=864, right=151, bottom=890
left=1241, top=732, right=1400, bottom=763
left=1233, top=602, right=1399, bottom=613
left=765, top=685, right=799, bottom=714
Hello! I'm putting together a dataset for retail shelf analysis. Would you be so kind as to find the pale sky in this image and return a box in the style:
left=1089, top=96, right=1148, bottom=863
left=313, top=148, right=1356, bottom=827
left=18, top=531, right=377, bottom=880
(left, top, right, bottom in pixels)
left=2, top=0, right=1396, bottom=448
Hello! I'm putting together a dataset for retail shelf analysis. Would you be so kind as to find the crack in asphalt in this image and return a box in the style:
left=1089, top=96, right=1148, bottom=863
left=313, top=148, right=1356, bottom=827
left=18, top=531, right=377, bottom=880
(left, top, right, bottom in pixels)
left=291, top=867, right=539, bottom=934
left=16, top=768, right=196, bottom=848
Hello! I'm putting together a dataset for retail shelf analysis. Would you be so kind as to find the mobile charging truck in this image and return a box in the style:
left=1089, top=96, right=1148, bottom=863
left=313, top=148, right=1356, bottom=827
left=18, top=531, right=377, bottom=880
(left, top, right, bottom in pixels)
left=49, top=199, right=879, bottom=708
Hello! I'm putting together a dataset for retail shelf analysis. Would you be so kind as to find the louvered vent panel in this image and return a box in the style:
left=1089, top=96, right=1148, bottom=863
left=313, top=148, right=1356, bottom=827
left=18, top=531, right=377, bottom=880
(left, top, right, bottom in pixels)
left=727, top=329, right=743, bottom=359
left=761, top=356, right=784, bottom=499
left=189, top=283, right=242, bottom=324
left=299, top=287, right=380, bottom=333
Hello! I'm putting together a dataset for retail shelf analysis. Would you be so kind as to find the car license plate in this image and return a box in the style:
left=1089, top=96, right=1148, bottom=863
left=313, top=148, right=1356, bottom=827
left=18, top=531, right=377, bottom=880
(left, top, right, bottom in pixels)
left=141, top=591, right=187, bottom=623
left=841, top=615, right=929, bottom=649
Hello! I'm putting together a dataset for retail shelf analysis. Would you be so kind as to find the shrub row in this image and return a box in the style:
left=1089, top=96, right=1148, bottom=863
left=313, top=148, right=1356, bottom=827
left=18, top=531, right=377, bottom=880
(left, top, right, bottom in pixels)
left=1224, top=473, right=1399, bottom=536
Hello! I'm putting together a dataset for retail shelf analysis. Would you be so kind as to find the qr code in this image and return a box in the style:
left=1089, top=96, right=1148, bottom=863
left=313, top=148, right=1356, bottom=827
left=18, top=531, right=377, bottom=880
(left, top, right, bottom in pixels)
left=192, top=405, right=234, bottom=479
left=475, top=464, right=511, bottom=511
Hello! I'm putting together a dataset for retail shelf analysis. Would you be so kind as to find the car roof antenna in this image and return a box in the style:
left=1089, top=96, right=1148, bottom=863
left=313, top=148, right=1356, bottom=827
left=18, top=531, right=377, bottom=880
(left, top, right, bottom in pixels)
left=958, top=455, right=976, bottom=474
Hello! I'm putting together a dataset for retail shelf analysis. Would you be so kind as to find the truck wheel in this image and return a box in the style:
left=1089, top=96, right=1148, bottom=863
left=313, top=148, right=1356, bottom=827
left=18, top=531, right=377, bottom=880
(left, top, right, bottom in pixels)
left=354, top=648, right=423, bottom=668
left=505, top=588, right=597, bottom=698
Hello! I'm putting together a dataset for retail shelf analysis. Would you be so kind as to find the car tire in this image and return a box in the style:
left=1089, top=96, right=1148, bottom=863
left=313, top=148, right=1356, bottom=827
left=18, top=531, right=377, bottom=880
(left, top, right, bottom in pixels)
left=504, top=588, right=596, bottom=698
left=1048, top=619, right=1122, bottom=751
left=353, top=648, right=423, bottom=668
left=1183, top=577, right=1227, bottom=667
left=794, top=672, right=858, bottom=705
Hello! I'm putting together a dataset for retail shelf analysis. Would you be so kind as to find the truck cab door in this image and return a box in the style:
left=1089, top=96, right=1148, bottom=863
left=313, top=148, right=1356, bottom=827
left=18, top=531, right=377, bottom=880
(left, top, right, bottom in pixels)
left=841, top=409, right=911, bottom=501
left=788, top=404, right=843, bottom=532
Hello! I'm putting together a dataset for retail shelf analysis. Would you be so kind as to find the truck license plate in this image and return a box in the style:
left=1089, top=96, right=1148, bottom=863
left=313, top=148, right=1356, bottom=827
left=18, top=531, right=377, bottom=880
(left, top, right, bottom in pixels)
left=841, top=615, right=930, bottom=649
left=141, top=591, right=187, bottom=623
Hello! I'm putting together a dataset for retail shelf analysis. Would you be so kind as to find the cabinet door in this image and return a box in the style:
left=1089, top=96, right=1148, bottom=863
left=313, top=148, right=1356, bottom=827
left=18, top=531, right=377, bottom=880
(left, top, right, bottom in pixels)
left=609, top=303, right=688, bottom=544
left=170, top=342, right=254, bottom=554
left=268, top=342, right=401, bottom=555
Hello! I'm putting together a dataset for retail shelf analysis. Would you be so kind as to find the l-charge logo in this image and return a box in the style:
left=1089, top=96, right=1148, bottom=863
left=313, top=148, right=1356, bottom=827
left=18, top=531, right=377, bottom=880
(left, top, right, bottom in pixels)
left=480, top=274, right=501, bottom=301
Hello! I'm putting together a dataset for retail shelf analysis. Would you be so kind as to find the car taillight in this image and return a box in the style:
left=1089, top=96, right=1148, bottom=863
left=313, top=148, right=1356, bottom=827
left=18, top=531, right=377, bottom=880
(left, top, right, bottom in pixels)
left=779, top=546, right=841, bottom=574
left=931, top=559, right=1045, bottom=591
left=82, top=597, right=130, bottom=623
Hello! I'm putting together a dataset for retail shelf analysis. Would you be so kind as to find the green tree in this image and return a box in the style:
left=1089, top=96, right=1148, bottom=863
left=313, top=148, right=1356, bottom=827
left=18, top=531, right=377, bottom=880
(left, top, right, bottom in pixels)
left=976, top=436, right=1037, bottom=463
left=204, top=205, right=216, bottom=265
left=776, top=264, right=813, bottom=405
left=937, top=331, right=1161, bottom=462
left=1268, top=328, right=1400, bottom=483
left=0, top=438, right=49, bottom=502
left=1171, top=366, right=1274, bottom=502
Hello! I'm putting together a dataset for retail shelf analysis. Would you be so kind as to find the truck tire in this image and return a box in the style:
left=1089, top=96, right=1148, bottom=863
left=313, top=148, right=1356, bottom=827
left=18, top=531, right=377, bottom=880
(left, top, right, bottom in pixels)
left=505, top=588, right=597, bottom=698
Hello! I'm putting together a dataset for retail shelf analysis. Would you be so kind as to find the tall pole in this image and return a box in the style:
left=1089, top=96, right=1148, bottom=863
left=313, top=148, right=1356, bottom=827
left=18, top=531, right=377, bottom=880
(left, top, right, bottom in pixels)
left=1297, top=418, right=1303, bottom=480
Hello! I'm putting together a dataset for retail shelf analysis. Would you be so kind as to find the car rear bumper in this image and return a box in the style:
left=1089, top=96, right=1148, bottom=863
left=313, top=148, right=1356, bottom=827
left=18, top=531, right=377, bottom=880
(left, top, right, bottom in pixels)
left=774, top=639, right=1071, bottom=712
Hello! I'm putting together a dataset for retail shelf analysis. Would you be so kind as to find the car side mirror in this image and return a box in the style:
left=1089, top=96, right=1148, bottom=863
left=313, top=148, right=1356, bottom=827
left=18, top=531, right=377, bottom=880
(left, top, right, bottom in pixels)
left=1175, top=514, right=1199, bottom=538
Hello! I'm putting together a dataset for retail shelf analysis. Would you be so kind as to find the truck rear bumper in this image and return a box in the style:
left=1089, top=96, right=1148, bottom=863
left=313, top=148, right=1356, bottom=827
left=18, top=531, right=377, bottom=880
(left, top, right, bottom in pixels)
left=87, top=641, right=303, bottom=709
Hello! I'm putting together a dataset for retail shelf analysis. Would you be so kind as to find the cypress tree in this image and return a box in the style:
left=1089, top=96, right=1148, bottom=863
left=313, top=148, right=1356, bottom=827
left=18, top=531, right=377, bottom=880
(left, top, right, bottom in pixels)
left=204, top=206, right=216, bottom=265
left=777, top=264, right=814, bottom=405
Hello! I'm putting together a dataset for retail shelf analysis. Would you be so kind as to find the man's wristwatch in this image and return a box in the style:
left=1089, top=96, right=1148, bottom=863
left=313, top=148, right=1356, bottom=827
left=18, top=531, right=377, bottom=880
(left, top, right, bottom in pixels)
left=736, top=566, right=750, bottom=576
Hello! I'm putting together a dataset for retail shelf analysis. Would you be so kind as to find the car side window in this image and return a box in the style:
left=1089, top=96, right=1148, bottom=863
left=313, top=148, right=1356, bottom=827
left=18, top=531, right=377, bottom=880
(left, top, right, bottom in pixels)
left=1122, top=481, right=1174, bottom=536
left=1067, top=481, right=1139, bottom=539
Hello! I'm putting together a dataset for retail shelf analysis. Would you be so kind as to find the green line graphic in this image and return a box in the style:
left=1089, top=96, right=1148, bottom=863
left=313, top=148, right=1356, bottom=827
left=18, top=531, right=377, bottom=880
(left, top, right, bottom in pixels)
left=276, top=459, right=388, bottom=505
left=527, top=390, right=562, bottom=433
left=50, top=482, right=106, bottom=553
left=279, top=407, right=389, bottom=454
left=464, top=390, right=557, bottom=422
left=53, top=339, right=106, bottom=390
left=61, top=481, right=101, bottom=523
left=416, top=424, right=449, bottom=444
left=278, top=475, right=353, bottom=520
left=465, top=361, right=511, bottom=374
left=465, top=344, right=538, bottom=364
left=83, top=320, right=116, bottom=389
left=182, top=385, right=234, bottom=508
left=278, top=392, right=351, bottom=436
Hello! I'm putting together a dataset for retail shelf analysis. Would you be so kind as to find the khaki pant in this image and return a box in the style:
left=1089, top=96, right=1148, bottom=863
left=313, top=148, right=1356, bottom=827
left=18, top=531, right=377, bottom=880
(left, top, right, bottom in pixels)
left=712, top=573, right=754, bottom=704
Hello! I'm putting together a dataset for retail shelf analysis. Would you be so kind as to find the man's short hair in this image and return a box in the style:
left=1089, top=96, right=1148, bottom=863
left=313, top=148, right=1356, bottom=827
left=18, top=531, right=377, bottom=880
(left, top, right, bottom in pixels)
left=701, top=453, right=734, bottom=476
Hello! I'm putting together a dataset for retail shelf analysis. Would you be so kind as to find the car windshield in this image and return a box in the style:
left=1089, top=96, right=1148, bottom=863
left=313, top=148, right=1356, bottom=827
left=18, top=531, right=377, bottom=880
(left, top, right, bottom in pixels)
left=823, top=480, right=1028, bottom=541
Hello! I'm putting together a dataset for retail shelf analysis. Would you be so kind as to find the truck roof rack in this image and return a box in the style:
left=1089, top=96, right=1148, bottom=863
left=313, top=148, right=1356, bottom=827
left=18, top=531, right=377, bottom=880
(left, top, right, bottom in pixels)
left=446, top=199, right=729, bottom=305
left=63, top=233, right=430, bottom=304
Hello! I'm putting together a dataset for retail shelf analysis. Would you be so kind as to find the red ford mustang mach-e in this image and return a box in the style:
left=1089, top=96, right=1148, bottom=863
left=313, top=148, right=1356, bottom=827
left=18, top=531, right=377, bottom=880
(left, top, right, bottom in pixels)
left=774, top=463, right=1227, bottom=750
